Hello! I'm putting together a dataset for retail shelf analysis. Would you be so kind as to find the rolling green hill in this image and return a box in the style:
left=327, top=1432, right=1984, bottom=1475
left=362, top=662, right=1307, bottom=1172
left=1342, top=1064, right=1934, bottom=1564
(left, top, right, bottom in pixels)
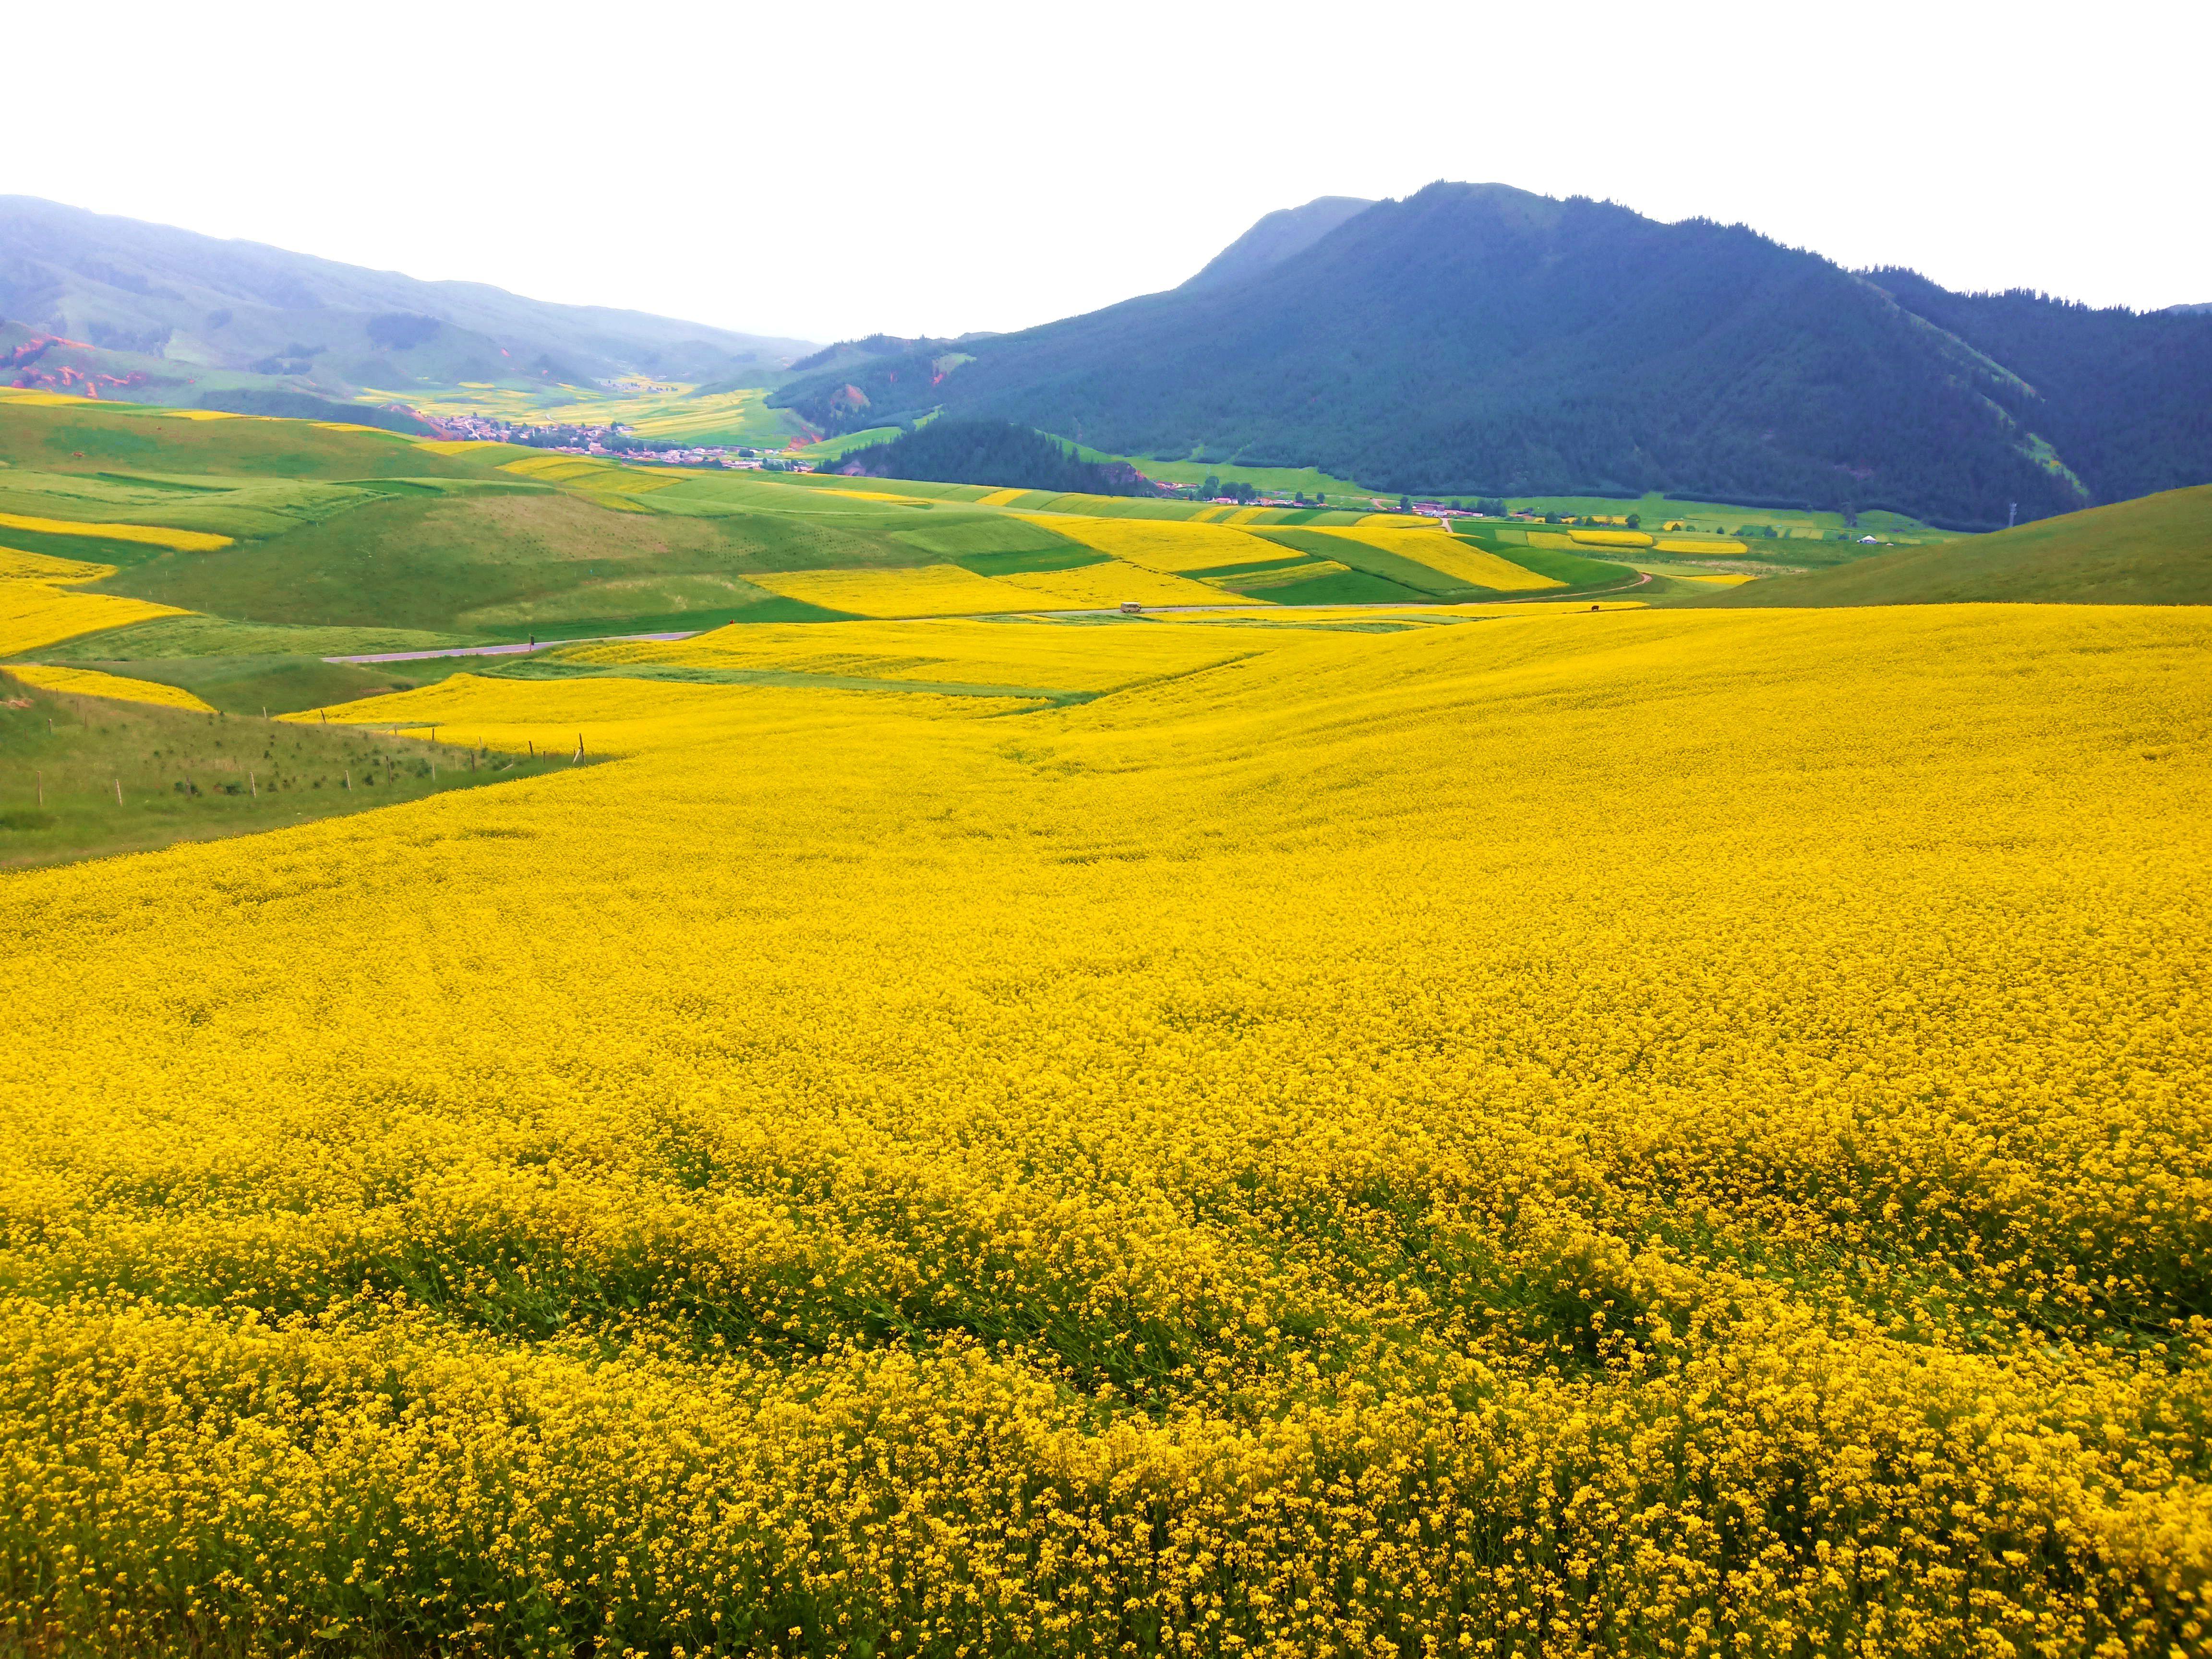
left=1693, top=486, right=2212, bottom=608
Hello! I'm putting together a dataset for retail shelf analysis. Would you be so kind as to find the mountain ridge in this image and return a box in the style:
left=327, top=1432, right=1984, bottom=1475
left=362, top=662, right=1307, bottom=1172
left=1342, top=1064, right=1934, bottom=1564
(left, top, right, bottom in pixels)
left=1181, top=195, right=1373, bottom=290
left=771, top=183, right=2212, bottom=528
left=0, top=195, right=817, bottom=403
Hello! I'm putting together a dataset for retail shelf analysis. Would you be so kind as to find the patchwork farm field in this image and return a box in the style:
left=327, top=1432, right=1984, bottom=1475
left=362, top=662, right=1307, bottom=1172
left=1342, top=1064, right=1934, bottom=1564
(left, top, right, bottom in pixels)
left=4, top=597, right=2210, bottom=1658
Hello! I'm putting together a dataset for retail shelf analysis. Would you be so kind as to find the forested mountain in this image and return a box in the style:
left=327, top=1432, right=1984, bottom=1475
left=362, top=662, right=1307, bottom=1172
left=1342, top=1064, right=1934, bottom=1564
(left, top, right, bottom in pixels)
left=0, top=196, right=815, bottom=402
left=1856, top=270, right=2212, bottom=511
left=1181, top=196, right=1372, bottom=290
left=827, top=418, right=1154, bottom=494
left=772, top=183, right=2212, bottom=529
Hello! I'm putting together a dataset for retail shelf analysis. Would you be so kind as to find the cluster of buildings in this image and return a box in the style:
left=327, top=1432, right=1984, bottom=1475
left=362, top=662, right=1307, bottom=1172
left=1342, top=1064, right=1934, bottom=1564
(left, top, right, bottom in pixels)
left=426, top=410, right=815, bottom=471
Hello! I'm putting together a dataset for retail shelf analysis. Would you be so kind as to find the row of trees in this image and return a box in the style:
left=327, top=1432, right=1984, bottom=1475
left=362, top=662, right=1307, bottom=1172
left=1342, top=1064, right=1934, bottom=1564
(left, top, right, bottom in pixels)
left=829, top=420, right=1155, bottom=496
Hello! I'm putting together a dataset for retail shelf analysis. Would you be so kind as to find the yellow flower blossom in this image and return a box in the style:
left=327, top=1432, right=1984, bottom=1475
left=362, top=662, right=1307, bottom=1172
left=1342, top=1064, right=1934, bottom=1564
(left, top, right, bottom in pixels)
left=4, top=602, right=2209, bottom=1657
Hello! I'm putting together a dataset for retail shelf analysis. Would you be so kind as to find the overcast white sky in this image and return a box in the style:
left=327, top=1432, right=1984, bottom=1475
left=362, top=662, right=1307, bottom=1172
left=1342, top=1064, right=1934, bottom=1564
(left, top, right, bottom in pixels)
left=10, top=1, right=2206, bottom=346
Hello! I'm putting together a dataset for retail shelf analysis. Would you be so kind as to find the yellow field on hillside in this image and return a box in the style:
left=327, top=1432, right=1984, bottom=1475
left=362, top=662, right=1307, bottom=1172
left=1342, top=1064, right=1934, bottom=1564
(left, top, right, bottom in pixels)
left=7, top=605, right=2210, bottom=1656
left=0, top=511, right=230, bottom=553
left=1207, top=558, right=1356, bottom=590
left=565, top=616, right=1254, bottom=697
left=4, top=663, right=216, bottom=711
left=996, top=558, right=1238, bottom=609
left=1020, top=514, right=1287, bottom=572
left=1658, top=535, right=1751, bottom=554
left=0, top=546, right=112, bottom=583
left=748, top=563, right=1043, bottom=618
left=1308, top=526, right=1565, bottom=591
left=0, top=581, right=186, bottom=656
left=1569, top=528, right=1655, bottom=547
left=411, top=438, right=509, bottom=457
left=974, top=488, right=1026, bottom=507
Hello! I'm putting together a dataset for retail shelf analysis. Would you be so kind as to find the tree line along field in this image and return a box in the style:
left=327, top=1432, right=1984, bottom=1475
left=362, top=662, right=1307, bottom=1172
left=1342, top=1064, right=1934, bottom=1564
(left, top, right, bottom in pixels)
left=2, top=597, right=2209, bottom=1657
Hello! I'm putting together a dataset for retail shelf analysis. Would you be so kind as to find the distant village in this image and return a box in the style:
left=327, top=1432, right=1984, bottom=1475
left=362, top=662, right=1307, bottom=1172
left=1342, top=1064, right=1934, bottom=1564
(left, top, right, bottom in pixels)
left=430, top=411, right=815, bottom=471
left=425, top=414, right=1871, bottom=538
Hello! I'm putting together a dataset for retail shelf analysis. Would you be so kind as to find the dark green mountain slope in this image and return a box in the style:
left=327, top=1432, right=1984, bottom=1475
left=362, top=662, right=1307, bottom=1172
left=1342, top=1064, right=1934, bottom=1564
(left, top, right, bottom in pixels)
left=1858, top=271, right=2212, bottom=511
left=0, top=196, right=816, bottom=402
left=1182, top=196, right=1373, bottom=290
left=830, top=419, right=1152, bottom=494
left=1694, top=485, right=2212, bottom=607
left=772, top=183, right=2212, bottom=530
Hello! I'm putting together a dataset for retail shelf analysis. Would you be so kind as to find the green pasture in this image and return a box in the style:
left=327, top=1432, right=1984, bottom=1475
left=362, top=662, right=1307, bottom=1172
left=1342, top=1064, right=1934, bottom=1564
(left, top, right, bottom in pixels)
left=32, top=614, right=484, bottom=661
left=1696, top=484, right=2212, bottom=608
left=0, top=668, right=578, bottom=870
left=1257, top=529, right=1471, bottom=597
left=89, top=489, right=915, bottom=637
left=0, top=392, right=2037, bottom=670
left=0, top=395, right=517, bottom=482
left=1059, top=443, right=1380, bottom=505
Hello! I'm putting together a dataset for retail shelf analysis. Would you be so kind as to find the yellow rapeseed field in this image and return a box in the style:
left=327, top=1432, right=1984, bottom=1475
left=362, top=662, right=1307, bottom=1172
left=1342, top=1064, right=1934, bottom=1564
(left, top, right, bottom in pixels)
left=1656, top=536, right=1749, bottom=554
left=0, top=579, right=186, bottom=656
left=1308, top=527, right=1566, bottom=591
left=0, top=511, right=231, bottom=552
left=5, top=605, right=2210, bottom=1658
left=565, top=617, right=1253, bottom=697
left=974, top=488, right=1026, bottom=507
left=1020, top=515, right=1289, bottom=573
left=748, top=564, right=1044, bottom=618
left=1207, top=558, right=1357, bottom=591
left=1567, top=529, right=1655, bottom=548
left=412, top=438, right=508, bottom=456
left=0, top=545, right=112, bottom=583
left=997, top=559, right=1242, bottom=610
left=4, top=662, right=215, bottom=710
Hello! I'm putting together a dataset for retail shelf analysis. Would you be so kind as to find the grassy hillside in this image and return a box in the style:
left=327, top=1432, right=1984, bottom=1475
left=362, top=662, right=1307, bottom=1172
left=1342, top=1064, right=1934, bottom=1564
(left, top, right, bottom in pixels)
left=0, top=390, right=523, bottom=482
left=0, top=667, right=575, bottom=868
left=1696, top=485, right=2212, bottom=607
left=0, top=394, right=1814, bottom=726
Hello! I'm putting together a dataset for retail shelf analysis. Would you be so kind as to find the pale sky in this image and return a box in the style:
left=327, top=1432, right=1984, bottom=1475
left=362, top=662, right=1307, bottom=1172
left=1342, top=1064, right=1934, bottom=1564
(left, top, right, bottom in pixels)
left=11, top=0, right=2206, bottom=346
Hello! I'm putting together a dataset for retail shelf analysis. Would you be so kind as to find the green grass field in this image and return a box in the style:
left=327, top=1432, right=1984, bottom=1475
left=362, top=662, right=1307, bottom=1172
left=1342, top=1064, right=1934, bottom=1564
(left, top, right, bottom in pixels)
left=1695, top=485, right=2212, bottom=608
left=1049, top=440, right=1954, bottom=545
left=0, top=669, right=577, bottom=869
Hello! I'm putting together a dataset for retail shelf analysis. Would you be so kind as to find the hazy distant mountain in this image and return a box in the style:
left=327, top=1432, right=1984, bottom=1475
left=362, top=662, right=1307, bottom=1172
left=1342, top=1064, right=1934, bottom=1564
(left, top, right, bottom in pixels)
left=773, top=183, right=2212, bottom=528
left=0, top=196, right=817, bottom=402
left=1181, top=196, right=1373, bottom=291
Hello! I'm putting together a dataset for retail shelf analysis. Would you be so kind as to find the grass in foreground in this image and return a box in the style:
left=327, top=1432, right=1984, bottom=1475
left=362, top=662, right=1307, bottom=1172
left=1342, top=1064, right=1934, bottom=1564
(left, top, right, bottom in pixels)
left=0, top=670, right=578, bottom=869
